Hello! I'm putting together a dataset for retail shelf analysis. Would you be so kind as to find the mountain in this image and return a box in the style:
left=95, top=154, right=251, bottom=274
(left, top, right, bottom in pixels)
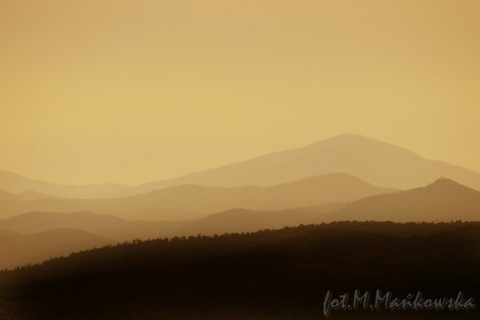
left=136, top=134, right=480, bottom=192
left=332, top=178, right=480, bottom=222
left=0, top=212, right=189, bottom=242
left=0, top=228, right=114, bottom=269
left=0, top=173, right=394, bottom=220
left=2, top=134, right=480, bottom=198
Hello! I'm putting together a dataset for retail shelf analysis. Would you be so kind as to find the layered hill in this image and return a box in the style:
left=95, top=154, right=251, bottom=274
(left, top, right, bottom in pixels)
left=3, top=178, right=479, bottom=242
left=171, top=178, right=480, bottom=235
left=0, top=212, right=188, bottom=242
left=0, top=173, right=394, bottom=220
left=3, top=178, right=480, bottom=241
left=2, top=178, right=480, bottom=271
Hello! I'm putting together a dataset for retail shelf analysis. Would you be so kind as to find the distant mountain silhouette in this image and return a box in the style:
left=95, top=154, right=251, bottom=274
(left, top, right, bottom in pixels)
left=2, top=134, right=480, bottom=199
left=136, top=134, right=480, bottom=192
left=0, top=212, right=188, bottom=242
left=0, top=173, right=394, bottom=220
left=0, top=228, right=113, bottom=269
left=332, top=178, right=480, bottom=222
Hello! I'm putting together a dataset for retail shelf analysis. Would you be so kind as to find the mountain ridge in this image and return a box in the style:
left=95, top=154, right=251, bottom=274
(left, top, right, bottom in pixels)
left=1, top=134, right=480, bottom=198
left=0, top=173, right=395, bottom=220
left=1, top=178, right=479, bottom=263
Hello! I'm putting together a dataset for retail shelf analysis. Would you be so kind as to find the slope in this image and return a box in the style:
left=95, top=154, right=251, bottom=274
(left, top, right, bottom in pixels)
left=0, top=173, right=394, bottom=220
left=332, top=178, right=480, bottom=222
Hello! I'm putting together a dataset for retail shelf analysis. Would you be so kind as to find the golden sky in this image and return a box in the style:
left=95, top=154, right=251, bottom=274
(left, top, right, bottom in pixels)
left=1, top=0, right=479, bottom=185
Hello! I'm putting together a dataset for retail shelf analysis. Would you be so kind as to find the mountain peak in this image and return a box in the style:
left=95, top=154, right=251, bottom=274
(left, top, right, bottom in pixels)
left=331, top=133, right=370, bottom=140
left=426, top=177, right=475, bottom=192
left=305, top=134, right=419, bottom=156
left=307, top=133, right=377, bottom=146
left=431, top=177, right=456, bottom=185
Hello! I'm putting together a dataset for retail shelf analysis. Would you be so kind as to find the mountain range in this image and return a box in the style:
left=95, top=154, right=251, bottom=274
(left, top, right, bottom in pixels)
left=1, top=134, right=480, bottom=198
left=2, top=134, right=480, bottom=270
left=0, top=211, right=188, bottom=242
left=1, top=177, right=480, bottom=269
left=168, top=178, right=480, bottom=236
left=0, top=173, right=394, bottom=220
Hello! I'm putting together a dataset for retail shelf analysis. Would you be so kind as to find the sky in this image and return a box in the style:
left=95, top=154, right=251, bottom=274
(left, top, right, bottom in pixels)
left=1, top=0, right=479, bottom=185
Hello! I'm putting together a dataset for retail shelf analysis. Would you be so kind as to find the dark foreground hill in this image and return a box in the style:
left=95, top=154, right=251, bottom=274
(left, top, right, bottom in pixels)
left=0, top=222, right=478, bottom=319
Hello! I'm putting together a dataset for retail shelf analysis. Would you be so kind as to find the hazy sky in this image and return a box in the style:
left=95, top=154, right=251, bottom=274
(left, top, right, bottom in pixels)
left=1, top=0, right=479, bottom=185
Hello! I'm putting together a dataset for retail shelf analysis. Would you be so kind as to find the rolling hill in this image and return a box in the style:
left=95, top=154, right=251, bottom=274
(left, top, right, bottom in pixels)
left=0, top=173, right=394, bottom=220
left=0, top=212, right=189, bottom=242
left=2, top=178, right=480, bottom=271
left=3, top=178, right=479, bottom=242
